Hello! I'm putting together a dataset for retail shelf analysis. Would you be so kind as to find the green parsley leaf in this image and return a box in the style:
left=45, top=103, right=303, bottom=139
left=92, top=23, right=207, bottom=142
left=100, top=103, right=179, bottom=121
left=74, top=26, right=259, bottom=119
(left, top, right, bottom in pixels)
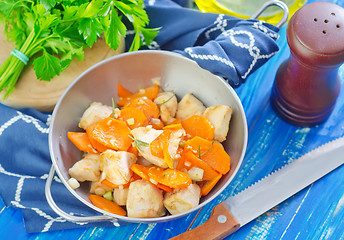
left=33, top=49, right=62, bottom=81
left=40, top=0, right=58, bottom=10
left=0, top=0, right=159, bottom=98
left=79, top=17, right=103, bottom=47
left=105, top=6, right=126, bottom=50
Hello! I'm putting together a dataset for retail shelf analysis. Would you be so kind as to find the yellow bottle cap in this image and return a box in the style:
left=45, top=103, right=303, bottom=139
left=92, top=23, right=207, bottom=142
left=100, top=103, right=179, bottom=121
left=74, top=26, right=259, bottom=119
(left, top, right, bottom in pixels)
left=194, top=0, right=306, bottom=26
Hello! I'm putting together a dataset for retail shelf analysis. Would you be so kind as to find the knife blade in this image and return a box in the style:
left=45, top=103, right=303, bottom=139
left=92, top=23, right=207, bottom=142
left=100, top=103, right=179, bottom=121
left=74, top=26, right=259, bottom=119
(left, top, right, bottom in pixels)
left=171, top=136, right=344, bottom=240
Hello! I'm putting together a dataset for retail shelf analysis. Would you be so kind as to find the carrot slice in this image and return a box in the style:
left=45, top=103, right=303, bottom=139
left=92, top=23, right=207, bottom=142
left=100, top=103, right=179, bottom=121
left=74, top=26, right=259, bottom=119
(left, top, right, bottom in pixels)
left=101, top=179, right=124, bottom=189
left=117, top=85, right=160, bottom=106
left=125, top=97, right=159, bottom=120
left=86, top=123, right=111, bottom=152
left=200, top=173, right=222, bottom=196
left=150, top=130, right=174, bottom=168
left=174, top=146, right=183, bottom=162
left=89, top=194, right=126, bottom=216
left=150, top=130, right=172, bottom=158
left=120, top=107, right=148, bottom=129
left=91, top=117, right=133, bottom=151
left=169, top=118, right=183, bottom=125
left=182, top=115, right=214, bottom=140
left=118, top=83, right=132, bottom=98
left=131, top=163, right=149, bottom=180
left=163, top=123, right=183, bottom=131
left=185, top=136, right=230, bottom=175
left=163, top=143, right=174, bottom=169
left=149, top=118, right=165, bottom=130
left=127, top=144, right=138, bottom=156
left=156, top=182, right=173, bottom=193
left=181, top=150, right=219, bottom=180
left=130, top=164, right=173, bottom=192
left=143, top=85, right=160, bottom=100
left=101, top=173, right=141, bottom=189
left=67, top=132, right=98, bottom=154
left=176, top=152, right=185, bottom=170
left=147, top=166, right=191, bottom=189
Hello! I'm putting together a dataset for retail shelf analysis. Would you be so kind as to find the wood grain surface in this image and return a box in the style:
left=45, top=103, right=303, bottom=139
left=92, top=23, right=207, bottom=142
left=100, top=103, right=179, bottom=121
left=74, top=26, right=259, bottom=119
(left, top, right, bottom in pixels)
left=0, top=28, right=125, bottom=112
left=1, top=0, right=344, bottom=239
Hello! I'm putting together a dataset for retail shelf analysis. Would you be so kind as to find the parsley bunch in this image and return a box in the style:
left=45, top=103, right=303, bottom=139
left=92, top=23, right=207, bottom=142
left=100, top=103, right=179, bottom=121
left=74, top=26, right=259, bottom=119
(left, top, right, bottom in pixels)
left=0, top=0, right=158, bottom=98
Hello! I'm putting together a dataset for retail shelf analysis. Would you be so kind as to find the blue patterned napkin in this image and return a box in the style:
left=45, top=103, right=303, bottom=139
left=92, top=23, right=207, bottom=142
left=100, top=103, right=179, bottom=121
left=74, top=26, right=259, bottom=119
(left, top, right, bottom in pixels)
left=0, top=0, right=280, bottom=233
left=141, top=0, right=280, bottom=86
left=0, top=106, right=114, bottom=232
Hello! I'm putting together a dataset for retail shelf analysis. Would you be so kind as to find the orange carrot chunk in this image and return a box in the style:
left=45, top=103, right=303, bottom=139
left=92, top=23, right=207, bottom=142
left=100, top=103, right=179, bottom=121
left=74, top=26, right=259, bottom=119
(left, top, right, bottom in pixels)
left=182, top=115, right=214, bottom=140
left=163, top=143, right=174, bottom=169
left=175, top=147, right=186, bottom=170
left=131, top=164, right=189, bottom=189
left=150, top=130, right=172, bottom=158
left=127, top=144, right=138, bottom=156
left=143, top=85, right=160, bottom=100
left=117, top=85, right=160, bottom=107
left=163, top=123, right=183, bottom=131
left=86, top=123, right=111, bottom=153
left=91, top=117, right=133, bottom=151
left=101, top=179, right=124, bottom=189
left=150, top=130, right=174, bottom=168
left=131, top=163, right=149, bottom=180
left=130, top=164, right=173, bottom=192
left=149, top=118, right=165, bottom=130
left=200, top=173, right=222, bottom=196
left=185, top=136, right=230, bottom=175
left=169, top=118, right=183, bottom=125
left=67, top=132, right=98, bottom=154
left=176, top=154, right=185, bottom=171
left=124, top=97, right=160, bottom=120
left=101, top=173, right=141, bottom=189
left=147, top=166, right=191, bottom=189
left=120, top=107, right=148, bottom=129
left=118, top=83, right=133, bottom=98
left=182, top=150, right=219, bottom=180
left=156, top=183, right=173, bottom=193
left=89, top=194, right=126, bottom=216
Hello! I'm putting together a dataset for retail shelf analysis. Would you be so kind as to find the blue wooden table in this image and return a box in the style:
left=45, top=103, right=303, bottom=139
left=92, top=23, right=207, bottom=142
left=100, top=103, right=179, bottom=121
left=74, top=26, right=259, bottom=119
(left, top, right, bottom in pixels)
left=1, top=0, right=344, bottom=239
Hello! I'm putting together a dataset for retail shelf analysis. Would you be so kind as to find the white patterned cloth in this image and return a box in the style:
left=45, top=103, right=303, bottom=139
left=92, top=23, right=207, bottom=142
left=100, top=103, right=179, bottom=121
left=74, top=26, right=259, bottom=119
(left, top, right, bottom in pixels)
left=0, top=0, right=281, bottom=233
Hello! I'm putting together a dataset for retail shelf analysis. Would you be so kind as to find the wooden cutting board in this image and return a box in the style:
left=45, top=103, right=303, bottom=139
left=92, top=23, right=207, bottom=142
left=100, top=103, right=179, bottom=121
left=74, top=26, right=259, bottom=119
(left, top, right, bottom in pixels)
left=0, top=29, right=125, bottom=112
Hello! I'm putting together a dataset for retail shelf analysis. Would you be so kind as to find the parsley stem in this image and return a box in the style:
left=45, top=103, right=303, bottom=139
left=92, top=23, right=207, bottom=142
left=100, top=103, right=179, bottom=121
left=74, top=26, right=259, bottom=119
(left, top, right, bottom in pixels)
left=198, top=139, right=215, bottom=159
left=128, top=135, right=149, bottom=152
left=157, top=92, right=176, bottom=106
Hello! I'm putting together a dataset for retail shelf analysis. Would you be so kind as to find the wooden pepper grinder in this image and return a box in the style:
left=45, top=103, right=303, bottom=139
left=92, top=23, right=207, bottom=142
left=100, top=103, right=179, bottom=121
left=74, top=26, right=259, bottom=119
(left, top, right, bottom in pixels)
left=271, top=2, right=344, bottom=127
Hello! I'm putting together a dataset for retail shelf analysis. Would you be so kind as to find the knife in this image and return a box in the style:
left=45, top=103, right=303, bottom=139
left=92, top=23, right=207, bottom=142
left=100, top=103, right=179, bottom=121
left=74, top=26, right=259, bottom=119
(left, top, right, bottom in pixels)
left=171, top=136, right=344, bottom=240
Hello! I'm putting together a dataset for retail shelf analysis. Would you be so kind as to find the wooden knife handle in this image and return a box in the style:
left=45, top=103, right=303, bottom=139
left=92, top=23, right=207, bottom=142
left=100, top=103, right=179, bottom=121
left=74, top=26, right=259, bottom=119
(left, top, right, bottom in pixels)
left=170, top=202, right=240, bottom=240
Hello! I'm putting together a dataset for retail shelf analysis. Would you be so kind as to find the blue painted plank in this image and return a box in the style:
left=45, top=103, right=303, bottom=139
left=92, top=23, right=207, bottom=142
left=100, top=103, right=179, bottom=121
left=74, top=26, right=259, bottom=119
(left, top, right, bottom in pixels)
left=129, top=212, right=199, bottom=240
left=0, top=207, right=29, bottom=240
left=0, top=204, right=91, bottom=240
left=1, top=1, right=344, bottom=239
left=181, top=16, right=344, bottom=240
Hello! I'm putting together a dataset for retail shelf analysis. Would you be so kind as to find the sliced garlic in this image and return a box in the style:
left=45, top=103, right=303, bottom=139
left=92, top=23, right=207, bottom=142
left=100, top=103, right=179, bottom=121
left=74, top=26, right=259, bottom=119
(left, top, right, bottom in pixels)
left=68, top=178, right=80, bottom=190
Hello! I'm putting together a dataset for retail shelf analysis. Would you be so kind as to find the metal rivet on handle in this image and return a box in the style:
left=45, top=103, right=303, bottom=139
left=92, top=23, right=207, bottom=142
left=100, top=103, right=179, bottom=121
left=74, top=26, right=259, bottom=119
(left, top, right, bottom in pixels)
left=217, top=215, right=227, bottom=223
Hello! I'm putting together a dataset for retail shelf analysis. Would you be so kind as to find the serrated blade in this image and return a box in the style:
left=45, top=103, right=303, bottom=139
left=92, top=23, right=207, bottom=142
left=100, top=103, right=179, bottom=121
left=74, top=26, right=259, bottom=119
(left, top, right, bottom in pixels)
left=225, top=136, right=344, bottom=227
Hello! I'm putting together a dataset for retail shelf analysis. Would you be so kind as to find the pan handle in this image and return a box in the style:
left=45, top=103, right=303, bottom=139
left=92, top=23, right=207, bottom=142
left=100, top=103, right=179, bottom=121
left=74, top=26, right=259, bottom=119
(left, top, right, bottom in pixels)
left=45, top=165, right=119, bottom=224
left=250, top=0, right=289, bottom=28
left=169, top=202, right=240, bottom=240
